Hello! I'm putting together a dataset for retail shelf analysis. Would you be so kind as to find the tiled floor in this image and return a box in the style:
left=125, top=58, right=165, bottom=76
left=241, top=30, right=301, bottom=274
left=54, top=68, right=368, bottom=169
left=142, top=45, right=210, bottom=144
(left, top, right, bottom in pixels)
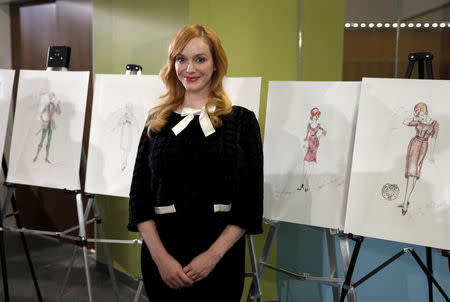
left=1, top=231, right=148, bottom=302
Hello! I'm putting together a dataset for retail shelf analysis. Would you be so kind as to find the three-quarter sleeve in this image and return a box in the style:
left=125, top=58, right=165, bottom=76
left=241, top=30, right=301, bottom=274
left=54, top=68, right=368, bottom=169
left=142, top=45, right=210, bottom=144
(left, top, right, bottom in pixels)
left=229, top=109, right=263, bottom=234
left=127, top=128, right=155, bottom=232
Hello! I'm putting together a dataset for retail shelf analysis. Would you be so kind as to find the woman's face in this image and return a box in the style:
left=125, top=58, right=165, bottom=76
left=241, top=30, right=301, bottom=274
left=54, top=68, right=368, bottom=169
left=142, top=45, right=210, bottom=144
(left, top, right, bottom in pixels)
left=415, top=110, right=427, bottom=121
left=312, top=114, right=319, bottom=121
left=175, top=37, right=215, bottom=95
left=418, top=111, right=427, bottom=121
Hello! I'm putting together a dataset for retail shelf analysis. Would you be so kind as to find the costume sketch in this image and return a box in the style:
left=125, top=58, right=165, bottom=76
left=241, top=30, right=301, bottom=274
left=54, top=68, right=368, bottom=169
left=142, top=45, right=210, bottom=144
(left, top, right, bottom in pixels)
left=112, top=103, right=138, bottom=171
left=33, top=92, right=61, bottom=163
left=297, top=107, right=327, bottom=192
left=400, top=102, right=439, bottom=215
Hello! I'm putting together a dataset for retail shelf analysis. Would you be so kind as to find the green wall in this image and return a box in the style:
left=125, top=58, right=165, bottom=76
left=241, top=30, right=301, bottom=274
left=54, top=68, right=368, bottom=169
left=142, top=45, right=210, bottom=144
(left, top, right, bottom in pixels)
left=298, top=0, right=345, bottom=81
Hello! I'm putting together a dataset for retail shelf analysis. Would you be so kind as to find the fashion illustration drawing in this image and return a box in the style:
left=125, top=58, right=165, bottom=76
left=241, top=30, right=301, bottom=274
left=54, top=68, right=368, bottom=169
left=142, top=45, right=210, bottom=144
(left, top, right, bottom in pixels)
left=114, top=103, right=138, bottom=171
left=298, top=107, right=327, bottom=192
left=400, top=102, right=439, bottom=215
left=33, top=92, right=61, bottom=163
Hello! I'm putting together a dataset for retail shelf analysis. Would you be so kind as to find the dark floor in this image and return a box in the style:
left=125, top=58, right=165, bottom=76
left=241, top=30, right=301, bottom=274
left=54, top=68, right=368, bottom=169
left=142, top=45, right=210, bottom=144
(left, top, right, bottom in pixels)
left=1, top=231, right=148, bottom=302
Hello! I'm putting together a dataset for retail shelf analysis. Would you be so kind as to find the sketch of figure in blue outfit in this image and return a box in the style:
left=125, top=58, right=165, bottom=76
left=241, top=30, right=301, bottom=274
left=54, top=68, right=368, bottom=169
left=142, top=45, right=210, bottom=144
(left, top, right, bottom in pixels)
left=113, top=103, right=138, bottom=171
left=33, top=92, right=61, bottom=163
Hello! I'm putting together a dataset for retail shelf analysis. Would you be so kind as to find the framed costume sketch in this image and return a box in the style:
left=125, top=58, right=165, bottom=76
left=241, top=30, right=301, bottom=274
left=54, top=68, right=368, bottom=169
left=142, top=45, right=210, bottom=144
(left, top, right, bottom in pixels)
left=224, top=77, right=261, bottom=117
left=85, top=74, right=166, bottom=197
left=85, top=75, right=262, bottom=198
left=0, top=69, right=15, bottom=157
left=264, top=81, right=360, bottom=229
left=7, top=70, right=89, bottom=190
left=344, top=78, right=450, bottom=250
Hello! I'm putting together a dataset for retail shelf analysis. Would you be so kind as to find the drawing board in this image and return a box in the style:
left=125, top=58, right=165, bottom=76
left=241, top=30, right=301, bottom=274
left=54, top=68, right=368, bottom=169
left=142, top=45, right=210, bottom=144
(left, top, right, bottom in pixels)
left=85, top=75, right=262, bottom=198
left=264, top=81, right=360, bottom=229
left=7, top=70, right=89, bottom=190
left=0, top=69, right=15, bottom=158
left=344, top=78, right=450, bottom=250
left=224, top=77, right=261, bottom=117
left=85, top=74, right=165, bottom=197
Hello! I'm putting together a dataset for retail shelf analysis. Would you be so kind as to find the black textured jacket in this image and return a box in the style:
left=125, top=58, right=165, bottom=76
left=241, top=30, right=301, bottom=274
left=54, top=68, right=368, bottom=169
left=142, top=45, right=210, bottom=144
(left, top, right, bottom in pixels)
left=127, top=105, right=263, bottom=235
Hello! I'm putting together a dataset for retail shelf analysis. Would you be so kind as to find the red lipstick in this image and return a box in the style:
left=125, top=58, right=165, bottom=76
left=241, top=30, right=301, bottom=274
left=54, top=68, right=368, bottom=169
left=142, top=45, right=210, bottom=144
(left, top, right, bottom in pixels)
left=186, top=77, right=199, bottom=82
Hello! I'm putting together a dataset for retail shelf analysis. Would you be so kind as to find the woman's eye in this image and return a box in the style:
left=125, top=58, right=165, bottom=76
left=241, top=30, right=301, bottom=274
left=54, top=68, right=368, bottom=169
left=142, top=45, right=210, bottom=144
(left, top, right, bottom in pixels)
left=196, top=57, right=206, bottom=63
left=176, top=57, right=185, bottom=63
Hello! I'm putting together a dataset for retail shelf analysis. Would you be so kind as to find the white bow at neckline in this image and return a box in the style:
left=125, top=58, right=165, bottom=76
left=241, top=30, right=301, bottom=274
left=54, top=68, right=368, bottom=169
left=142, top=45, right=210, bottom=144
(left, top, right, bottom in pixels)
left=172, top=106, right=216, bottom=137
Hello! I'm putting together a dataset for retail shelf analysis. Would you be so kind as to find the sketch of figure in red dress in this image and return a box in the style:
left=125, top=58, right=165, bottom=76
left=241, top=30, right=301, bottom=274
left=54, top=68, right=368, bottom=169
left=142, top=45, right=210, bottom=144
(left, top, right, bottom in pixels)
left=33, top=92, right=61, bottom=163
left=297, top=107, right=327, bottom=192
left=400, top=102, right=439, bottom=215
left=112, top=103, right=138, bottom=172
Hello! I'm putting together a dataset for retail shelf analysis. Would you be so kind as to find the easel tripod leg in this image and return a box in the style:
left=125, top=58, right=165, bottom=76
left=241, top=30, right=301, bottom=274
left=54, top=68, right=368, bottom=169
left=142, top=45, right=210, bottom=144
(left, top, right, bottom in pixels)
left=338, top=236, right=356, bottom=302
left=247, top=235, right=263, bottom=302
left=58, top=247, right=78, bottom=301
left=426, top=247, right=433, bottom=302
left=92, top=201, right=120, bottom=302
left=409, top=250, right=450, bottom=302
left=0, top=205, right=10, bottom=302
left=247, top=222, right=279, bottom=302
left=10, top=190, right=43, bottom=302
left=132, top=278, right=144, bottom=302
left=326, top=230, right=339, bottom=302
left=75, top=193, right=93, bottom=302
left=339, top=236, right=364, bottom=302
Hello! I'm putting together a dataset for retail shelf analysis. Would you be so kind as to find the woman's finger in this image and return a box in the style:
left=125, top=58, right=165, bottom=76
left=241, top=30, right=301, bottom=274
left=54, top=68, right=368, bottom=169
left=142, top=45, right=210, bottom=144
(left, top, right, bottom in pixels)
left=178, top=270, right=194, bottom=285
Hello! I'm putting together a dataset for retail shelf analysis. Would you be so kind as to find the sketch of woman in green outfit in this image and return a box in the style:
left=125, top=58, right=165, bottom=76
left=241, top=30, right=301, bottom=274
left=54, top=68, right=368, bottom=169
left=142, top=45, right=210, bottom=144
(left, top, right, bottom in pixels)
left=33, top=91, right=61, bottom=163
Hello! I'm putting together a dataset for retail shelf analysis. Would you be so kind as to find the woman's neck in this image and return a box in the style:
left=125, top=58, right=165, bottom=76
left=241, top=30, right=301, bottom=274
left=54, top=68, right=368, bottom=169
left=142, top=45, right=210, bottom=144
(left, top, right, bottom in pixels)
left=182, top=90, right=209, bottom=109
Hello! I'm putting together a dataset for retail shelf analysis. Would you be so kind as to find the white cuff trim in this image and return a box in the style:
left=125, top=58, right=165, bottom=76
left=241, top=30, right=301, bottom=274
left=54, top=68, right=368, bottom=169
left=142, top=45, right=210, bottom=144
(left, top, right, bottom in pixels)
left=155, top=205, right=176, bottom=215
left=214, top=204, right=232, bottom=213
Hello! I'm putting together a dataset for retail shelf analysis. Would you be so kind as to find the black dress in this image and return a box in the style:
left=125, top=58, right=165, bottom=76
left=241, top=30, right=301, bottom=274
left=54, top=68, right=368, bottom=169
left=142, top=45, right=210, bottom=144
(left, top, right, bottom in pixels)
left=128, top=105, right=263, bottom=302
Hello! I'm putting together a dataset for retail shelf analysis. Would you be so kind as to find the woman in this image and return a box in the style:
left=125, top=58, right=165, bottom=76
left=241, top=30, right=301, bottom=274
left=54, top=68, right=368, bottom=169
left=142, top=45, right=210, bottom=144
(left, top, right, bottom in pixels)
left=128, top=25, right=263, bottom=301
left=298, top=107, right=326, bottom=192
left=400, top=102, right=438, bottom=215
left=33, top=91, right=61, bottom=163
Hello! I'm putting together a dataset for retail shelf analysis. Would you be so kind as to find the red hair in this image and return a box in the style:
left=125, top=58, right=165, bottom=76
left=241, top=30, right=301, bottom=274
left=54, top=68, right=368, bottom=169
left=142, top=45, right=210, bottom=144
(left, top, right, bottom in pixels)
left=146, top=24, right=232, bottom=135
left=310, top=107, right=321, bottom=120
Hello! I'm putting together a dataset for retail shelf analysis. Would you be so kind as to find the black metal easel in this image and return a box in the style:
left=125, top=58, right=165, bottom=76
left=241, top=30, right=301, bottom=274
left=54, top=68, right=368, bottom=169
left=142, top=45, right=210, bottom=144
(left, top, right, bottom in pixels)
left=339, top=52, right=450, bottom=302
left=404, top=51, right=436, bottom=302
left=1, top=157, right=43, bottom=302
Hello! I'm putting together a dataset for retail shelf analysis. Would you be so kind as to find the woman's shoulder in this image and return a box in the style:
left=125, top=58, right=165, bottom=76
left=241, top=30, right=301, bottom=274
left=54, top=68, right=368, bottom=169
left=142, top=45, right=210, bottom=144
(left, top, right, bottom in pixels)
left=228, top=105, right=257, bottom=119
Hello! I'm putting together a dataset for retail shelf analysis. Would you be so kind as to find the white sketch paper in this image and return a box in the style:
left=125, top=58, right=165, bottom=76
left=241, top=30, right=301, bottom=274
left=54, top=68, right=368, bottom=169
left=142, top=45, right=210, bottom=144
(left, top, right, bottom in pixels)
left=85, top=74, right=165, bottom=197
left=7, top=70, right=89, bottom=190
left=224, top=77, right=261, bottom=116
left=85, top=75, right=262, bottom=198
left=0, top=69, right=15, bottom=158
left=264, top=81, right=360, bottom=229
left=344, top=78, right=450, bottom=250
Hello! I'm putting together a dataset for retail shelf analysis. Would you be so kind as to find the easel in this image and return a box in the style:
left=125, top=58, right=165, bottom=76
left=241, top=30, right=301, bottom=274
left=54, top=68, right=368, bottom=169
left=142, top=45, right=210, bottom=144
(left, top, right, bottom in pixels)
left=338, top=52, right=450, bottom=302
left=404, top=51, right=450, bottom=301
left=247, top=219, right=356, bottom=302
left=0, top=46, right=131, bottom=302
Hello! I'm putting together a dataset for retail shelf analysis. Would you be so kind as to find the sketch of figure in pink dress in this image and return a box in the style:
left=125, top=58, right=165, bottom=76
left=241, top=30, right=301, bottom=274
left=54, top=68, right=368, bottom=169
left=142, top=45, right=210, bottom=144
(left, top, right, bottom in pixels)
left=113, top=103, right=138, bottom=171
left=33, top=92, right=61, bottom=163
left=297, top=107, right=327, bottom=192
left=400, top=102, right=439, bottom=215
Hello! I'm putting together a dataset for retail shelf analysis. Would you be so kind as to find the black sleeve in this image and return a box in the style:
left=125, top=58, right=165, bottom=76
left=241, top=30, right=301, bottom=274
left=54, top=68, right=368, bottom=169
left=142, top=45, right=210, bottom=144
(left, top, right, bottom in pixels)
left=127, top=128, right=155, bottom=232
left=229, top=109, right=264, bottom=234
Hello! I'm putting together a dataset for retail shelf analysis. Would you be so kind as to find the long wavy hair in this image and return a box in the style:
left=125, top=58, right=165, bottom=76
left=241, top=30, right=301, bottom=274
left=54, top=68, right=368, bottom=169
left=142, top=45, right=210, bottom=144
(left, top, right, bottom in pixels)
left=146, top=24, right=232, bottom=135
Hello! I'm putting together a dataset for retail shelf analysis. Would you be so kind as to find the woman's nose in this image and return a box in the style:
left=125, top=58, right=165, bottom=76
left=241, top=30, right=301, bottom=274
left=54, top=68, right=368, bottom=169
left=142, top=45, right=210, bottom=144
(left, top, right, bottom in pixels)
left=186, top=61, right=194, bottom=73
